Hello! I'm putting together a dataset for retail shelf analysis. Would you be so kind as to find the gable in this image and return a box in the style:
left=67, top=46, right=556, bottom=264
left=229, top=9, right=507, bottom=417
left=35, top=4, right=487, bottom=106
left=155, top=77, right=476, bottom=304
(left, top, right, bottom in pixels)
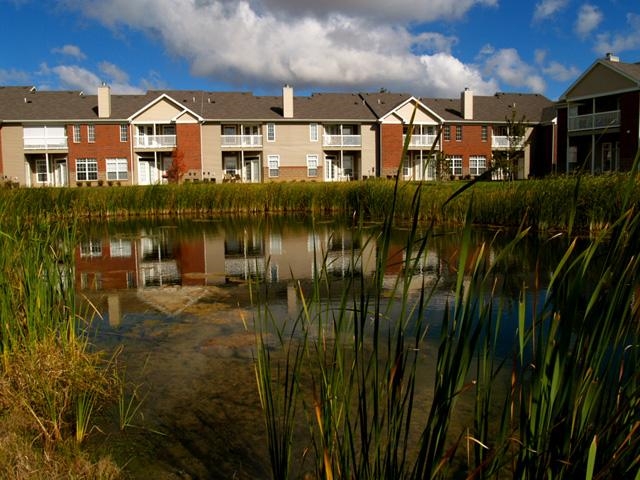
left=380, top=99, right=440, bottom=125
left=564, top=63, right=638, bottom=100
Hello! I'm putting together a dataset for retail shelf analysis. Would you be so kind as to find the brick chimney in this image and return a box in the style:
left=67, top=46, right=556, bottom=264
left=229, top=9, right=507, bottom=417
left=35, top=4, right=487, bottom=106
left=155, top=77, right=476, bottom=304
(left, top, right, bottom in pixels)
left=461, top=88, right=473, bottom=120
left=98, top=83, right=111, bottom=118
left=282, top=84, right=294, bottom=118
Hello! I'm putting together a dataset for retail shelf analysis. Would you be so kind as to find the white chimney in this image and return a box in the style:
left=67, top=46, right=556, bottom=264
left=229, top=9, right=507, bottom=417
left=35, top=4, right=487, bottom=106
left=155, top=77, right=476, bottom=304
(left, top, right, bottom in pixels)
left=98, top=83, right=111, bottom=118
left=282, top=84, right=294, bottom=118
left=605, top=52, right=620, bottom=62
left=461, top=88, right=473, bottom=120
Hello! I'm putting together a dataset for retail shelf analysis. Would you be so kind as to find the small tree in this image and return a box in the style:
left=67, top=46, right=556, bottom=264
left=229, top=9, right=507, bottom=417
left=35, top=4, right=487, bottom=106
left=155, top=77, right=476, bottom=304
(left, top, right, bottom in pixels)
left=492, top=109, right=527, bottom=180
left=165, top=147, right=188, bottom=184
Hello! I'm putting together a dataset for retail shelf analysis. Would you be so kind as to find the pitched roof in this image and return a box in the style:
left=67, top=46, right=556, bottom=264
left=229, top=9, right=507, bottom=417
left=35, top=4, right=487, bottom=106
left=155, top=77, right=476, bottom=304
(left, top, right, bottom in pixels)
left=422, top=93, right=554, bottom=124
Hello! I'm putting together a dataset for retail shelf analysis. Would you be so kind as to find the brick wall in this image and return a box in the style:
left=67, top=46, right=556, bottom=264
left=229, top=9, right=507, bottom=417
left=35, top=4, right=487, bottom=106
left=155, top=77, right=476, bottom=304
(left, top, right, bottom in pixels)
left=380, top=124, right=403, bottom=178
left=176, top=123, right=202, bottom=171
left=441, top=124, right=493, bottom=176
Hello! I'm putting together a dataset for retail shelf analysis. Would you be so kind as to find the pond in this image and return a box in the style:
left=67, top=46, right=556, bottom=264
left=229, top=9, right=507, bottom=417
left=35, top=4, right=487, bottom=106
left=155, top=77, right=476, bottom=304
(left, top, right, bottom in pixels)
left=77, top=215, right=567, bottom=478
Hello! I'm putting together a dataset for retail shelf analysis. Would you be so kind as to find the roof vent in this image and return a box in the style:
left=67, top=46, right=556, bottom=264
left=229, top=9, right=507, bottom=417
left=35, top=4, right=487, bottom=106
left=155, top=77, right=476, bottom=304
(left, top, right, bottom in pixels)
left=606, top=52, right=620, bottom=62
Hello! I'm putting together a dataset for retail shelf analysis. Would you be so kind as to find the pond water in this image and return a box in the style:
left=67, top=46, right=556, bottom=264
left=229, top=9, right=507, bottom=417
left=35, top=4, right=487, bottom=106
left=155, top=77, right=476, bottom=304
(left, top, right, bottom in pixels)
left=77, top=215, right=566, bottom=478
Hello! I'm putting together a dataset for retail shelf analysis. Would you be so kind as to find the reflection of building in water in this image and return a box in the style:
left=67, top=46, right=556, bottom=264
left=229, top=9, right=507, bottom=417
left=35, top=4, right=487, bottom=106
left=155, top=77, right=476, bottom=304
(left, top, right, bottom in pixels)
left=224, top=228, right=266, bottom=281
left=139, top=231, right=180, bottom=287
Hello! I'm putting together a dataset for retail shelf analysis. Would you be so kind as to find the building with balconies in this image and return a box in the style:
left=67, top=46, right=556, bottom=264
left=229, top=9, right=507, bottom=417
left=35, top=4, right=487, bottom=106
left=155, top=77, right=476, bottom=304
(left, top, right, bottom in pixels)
left=556, top=54, right=640, bottom=174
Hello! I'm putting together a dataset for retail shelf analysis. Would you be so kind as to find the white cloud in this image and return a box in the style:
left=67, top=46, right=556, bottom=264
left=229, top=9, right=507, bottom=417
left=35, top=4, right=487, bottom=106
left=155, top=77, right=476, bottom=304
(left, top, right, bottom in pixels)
left=53, top=0, right=501, bottom=97
left=52, top=44, right=87, bottom=60
left=38, top=63, right=144, bottom=94
left=542, top=61, right=581, bottom=82
left=593, top=13, right=640, bottom=56
left=482, top=48, right=546, bottom=92
left=0, top=68, right=30, bottom=84
left=574, top=4, right=602, bottom=39
left=533, top=0, right=569, bottom=22
left=99, top=61, right=130, bottom=85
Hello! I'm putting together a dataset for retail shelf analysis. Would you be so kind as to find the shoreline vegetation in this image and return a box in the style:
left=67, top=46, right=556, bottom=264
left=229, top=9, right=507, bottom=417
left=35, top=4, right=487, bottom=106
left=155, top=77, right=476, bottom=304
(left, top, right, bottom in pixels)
left=0, top=173, right=639, bottom=232
left=1, top=172, right=639, bottom=478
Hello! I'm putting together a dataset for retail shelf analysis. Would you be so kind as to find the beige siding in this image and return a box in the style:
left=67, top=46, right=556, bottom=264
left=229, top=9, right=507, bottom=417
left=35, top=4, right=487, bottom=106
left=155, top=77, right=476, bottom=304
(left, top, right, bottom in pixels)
left=134, top=99, right=184, bottom=122
left=201, top=124, right=221, bottom=180
left=382, top=101, right=439, bottom=125
left=263, top=123, right=323, bottom=168
left=360, top=123, right=377, bottom=177
left=566, top=63, right=637, bottom=99
left=1, top=125, right=26, bottom=184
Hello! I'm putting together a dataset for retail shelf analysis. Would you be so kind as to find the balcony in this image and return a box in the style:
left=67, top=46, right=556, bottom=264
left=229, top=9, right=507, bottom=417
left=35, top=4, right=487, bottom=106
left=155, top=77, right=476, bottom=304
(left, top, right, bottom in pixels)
left=323, top=135, right=361, bottom=147
left=403, top=134, right=439, bottom=149
left=23, top=136, right=68, bottom=150
left=134, top=135, right=177, bottom=149
left=221, top=135, right=263, bottom=148
left=568, top=110, right=620, bottom=132
left=491, top=136, right=524, bottom=149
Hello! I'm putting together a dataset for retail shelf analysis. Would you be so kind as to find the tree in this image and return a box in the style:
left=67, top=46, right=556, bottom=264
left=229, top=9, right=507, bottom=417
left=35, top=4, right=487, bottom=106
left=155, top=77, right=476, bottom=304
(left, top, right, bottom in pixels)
left=492, top=109, right=527, bottom=181
left=165, top=147, right=188, bottom=184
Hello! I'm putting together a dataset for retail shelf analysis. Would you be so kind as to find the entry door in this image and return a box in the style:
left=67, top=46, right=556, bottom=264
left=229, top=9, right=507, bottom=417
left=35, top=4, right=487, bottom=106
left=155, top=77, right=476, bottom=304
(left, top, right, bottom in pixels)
left=244, top=157, right=260, bottom=183
left=54, top=159, right=68, bottom=186
left=138, top=159, right=151, bottom=185
left=325, top=155, right=338, bottom=182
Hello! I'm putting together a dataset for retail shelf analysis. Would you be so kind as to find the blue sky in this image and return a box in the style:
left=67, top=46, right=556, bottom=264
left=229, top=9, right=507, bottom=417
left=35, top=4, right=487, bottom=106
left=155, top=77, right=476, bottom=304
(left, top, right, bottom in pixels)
left=1, top=0, right=639, bottom=100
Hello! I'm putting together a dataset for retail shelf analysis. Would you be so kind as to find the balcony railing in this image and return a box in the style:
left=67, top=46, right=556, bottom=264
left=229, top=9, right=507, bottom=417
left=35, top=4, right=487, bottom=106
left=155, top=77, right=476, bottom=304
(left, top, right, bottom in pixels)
left=568, top=110, right=620, bottom=132
left=221, top=135, right=263, bottom=147
left=491, top=136, right=524, bottom=149
left=134, top=135, right=177, bottom=148
left=23, top=136, right=68, bottom=150
left=403, top=134, right=439, bottom=148
left=323, top=134, right=361, bottom=147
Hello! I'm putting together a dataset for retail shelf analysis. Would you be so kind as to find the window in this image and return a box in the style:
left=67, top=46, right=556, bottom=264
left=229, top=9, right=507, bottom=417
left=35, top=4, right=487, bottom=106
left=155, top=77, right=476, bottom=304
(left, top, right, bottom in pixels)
left=448, top=155, right=462, bottom=176
left=87, top=124, right=95, bottom=143
left=309, top=123, right=318, bottom=142
left=469, top=155, right=487, bottom=176
left=35, top=158, right=48, bottom=183
left=266, top=123, right=276, bottom=142
left=73, top=124, right=81, bottom=143
left=110, top=239, right=132, bottom=258
left=306, top=154, right=318, bottom=177
left=481, top=125, right=488, bottom=142
left=106, top=158, right=128, bottom=181
left=76, top=158, right=98, bottom=181
left=120, top=124, right=128, bottom=142
left=268, top=155, right=280, bottom=177
left=80, top=240, right=102, bottom=258
left=455, top=125, right=462, bottom=141
left=443, top=125, right=451, bottom=141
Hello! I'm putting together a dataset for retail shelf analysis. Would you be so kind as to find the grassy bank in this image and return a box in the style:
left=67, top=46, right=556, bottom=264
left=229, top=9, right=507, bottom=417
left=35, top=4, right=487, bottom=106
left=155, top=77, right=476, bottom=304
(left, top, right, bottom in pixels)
left=1, top=173, right=639, bottom=231
left=0, top=219, right=122, bottom=478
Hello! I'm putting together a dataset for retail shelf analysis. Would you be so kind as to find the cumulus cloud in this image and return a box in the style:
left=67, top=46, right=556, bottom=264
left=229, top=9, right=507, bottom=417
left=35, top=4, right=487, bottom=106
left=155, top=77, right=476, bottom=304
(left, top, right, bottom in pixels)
left=0, top=68, right=31, bottom=84
left=38, top=63, right=144, bottom=94
left=52, top=0, right=502, bottom=97
left=533, top=0, right=569, bottom=22
left=574, top=4, right=603, bottom=39
left=482, top=48, right=546, bottom=92
left=593, top=13, right=640, bottom=55
left=52, top=44, right=87, bottom=60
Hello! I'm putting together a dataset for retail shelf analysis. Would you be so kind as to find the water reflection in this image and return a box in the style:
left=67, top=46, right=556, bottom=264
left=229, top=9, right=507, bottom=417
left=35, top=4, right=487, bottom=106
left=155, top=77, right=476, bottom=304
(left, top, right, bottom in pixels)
left=75, top=216, right=568, bottom=478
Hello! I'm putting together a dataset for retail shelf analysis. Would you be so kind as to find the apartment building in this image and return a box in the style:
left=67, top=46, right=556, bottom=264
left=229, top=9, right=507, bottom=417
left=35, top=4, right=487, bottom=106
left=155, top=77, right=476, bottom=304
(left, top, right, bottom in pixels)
left=0, top=83, right=554, bottom=187
left=556, top=54, right=640, bottom=174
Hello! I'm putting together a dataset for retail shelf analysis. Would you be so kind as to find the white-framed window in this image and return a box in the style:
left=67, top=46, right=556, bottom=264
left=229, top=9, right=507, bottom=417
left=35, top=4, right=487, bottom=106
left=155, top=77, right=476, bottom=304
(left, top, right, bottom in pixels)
left=109, top=239, right=132, bottom=258
left=469, top=155, right=487, bottom=176
left=455, top=125, right=462, bottom=141
left=266, top=123, right=276, bottom=142
left=76, top=158, right=98, bottom=181
left=106, top=158, right=128, bottom=181
left=73, top=124, right=81, bottom=143
left=448, top=155, right=463, bottom=176
left=443, top=125, right=450, bottom=141
left=80, top=240, right=102, bottom=258
left=306, top=154, right=318, bottom=177
left=35, top=158, right=48, bottom=183
left=481, top=125, right=488, bottom=142
left=309, top=123, right=318, bottom=142
left=87, top=124, right=95, bottom=143
left=267, top=155, right=280, bottom=178
left=120, top=124, right=128, bottom=142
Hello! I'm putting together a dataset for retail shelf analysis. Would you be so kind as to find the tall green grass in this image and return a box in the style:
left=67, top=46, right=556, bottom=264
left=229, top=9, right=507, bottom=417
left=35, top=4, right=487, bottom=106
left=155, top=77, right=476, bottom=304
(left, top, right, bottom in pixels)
left=253, top=149, right=640, bottom=478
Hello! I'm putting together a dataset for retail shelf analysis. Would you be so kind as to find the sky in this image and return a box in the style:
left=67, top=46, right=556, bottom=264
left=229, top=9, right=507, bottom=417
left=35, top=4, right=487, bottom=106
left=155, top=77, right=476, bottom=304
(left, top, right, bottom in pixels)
left=1, top=0, right=639, bottom=101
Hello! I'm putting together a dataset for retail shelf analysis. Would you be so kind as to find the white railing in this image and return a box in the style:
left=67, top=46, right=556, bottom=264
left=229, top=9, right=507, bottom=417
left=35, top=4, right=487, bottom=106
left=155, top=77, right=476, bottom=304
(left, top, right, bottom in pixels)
left=221, top=135, right=263, bottom=147
left=568, top=110, right=620, bottom=131
left=134, top=135, right=177, bottom=148
left=492, top=136, right=524, bottom=149
left=403, top=134, right=439, bottom=148
left=323, top=134, right=361, bottom=147
left=23, top=136, right=68, bottom=150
